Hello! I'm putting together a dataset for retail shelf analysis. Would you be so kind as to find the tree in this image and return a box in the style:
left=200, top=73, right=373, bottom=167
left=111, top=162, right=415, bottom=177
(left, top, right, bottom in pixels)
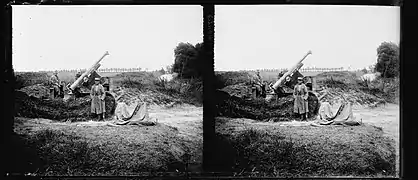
left=375, top=42, right=399, bottom=78
left=172, top=42, right=204, bottom=79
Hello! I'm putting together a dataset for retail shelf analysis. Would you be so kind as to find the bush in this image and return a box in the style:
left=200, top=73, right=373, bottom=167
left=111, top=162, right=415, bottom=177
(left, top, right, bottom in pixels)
left=173, top=42, right=204, bottom=79
left=375, top=42, right=399, bottom=78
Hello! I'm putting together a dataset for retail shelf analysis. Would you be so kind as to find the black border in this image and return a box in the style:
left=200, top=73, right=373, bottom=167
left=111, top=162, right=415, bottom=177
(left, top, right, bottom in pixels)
left=3, top=0, right=415, bottom=179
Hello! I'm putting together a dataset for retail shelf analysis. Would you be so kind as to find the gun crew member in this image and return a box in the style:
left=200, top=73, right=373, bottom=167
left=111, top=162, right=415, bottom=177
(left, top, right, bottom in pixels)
left=91, top=77, right=106, bottom=120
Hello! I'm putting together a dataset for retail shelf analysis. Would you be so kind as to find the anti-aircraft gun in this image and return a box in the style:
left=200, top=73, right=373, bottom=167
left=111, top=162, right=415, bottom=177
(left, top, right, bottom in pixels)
left=268, top=50, right=320, bottom=118
left=66, top=51, right=116, bottom=117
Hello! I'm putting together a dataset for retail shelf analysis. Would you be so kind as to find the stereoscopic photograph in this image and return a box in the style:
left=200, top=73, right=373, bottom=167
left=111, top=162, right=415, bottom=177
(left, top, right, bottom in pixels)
left=10, top=5, right=203, bottom=175
left=213, top=5, right=400, bottom=177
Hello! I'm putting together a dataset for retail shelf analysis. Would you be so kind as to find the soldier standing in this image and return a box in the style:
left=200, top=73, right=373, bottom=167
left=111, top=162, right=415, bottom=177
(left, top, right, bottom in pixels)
left=255, top=70, right=263, bottom=97
left=49, top=71, right=61, bottom=98
left=90, top=77, right=106, bottom=120
left=293, top=77, right=309, bottom=120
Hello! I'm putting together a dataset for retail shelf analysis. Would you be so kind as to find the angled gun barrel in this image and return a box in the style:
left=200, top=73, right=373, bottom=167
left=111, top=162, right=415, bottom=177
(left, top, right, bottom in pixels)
left=68, top=51, right=109, bottom=92
left=272, top=50, right=312, bottom=90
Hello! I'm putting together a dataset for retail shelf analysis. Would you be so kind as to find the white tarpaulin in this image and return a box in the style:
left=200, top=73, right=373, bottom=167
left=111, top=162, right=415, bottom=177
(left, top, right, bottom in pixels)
left=113, top=102, right=157, bottom=126
left=311, top=102, right=361, bottom=127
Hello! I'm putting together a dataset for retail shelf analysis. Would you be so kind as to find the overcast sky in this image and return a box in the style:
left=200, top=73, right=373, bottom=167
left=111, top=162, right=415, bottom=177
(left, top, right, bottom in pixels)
left=12, top=5, right=203, bottom=72
left=215, top=5, right=400, bottom=71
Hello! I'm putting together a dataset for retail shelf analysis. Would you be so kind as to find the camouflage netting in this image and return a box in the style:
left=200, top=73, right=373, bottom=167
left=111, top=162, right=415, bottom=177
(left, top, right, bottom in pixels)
left=15, top=72, right=50, bottom=89
left=317, top=87, right=386, bottom=107
left=112, top=87, right=183, bottom=106
left=15, top=90, right=116, bottom=122
left=19, top=84, right=51, bottom=99
left=216, top=83, right=320, bottom=121
left=215, top=89, right=295, bottom=121
left=220, top=83, right=254, bottom=99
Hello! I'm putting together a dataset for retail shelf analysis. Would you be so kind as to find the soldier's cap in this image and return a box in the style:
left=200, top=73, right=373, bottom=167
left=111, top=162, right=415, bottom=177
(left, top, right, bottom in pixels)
left=95, top=77, right=100, bottom=81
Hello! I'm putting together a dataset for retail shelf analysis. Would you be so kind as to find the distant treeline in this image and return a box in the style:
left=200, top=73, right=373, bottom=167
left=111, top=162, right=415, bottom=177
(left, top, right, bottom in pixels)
left=18, top=67, right=364, bottom=74
left=26, top=68, right=145, bottom=73
left=238, top=67, right=345, bottom=72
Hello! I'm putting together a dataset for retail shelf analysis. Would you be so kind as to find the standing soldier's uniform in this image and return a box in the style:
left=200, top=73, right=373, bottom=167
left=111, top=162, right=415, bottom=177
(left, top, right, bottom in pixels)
left=91, top=77, right=106, bottom=120
left=293, top=77, right=309, bottom=120
left=49, top=71, right=60, bottom=98
left=254, top=71, right=264, bottom=97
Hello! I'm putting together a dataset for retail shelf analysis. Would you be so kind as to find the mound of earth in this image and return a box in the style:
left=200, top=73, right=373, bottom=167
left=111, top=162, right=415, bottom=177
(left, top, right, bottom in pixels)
left=216, top=82, right=319, bottom=121
left=215, top=90, right=295, bottom=121
left=15, top=90, right=115, bottom=121
left=214, top=71, right=253, bottom=88
left=220, top=83, right=254, bottom=99
left=318, top=87, right=386, bottom=107
left=19, top=84, right=51, bottom=99
left=14, top=85, right=191, bottom=122
left=112, top=87, right=183, bottom=106
left=15, top=72, right=50, bottom=89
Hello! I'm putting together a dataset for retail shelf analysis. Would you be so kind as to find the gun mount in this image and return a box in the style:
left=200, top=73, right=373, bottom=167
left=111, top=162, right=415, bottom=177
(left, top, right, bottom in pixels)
left=64, top=51, right=116, bottom=118
left=68, top=51, right=110, bottom=94
left=272, top=50, right=312, bottom=91
left=265, top=50, right=320, bottom=118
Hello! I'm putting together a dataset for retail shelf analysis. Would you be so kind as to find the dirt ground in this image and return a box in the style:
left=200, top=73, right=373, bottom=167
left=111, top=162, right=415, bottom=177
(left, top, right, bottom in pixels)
left=13, top=104, right=203, bottom=174
left=352, top=103, right=400, bottom=176
left=148, top=104, right=203, bottom=171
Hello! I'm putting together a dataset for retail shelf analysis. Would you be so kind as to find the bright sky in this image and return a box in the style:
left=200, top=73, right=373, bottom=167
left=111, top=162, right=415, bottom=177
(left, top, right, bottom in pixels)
left=12, top=5, right=203, bottom=72
left=215, top=5, right=400, bottom=71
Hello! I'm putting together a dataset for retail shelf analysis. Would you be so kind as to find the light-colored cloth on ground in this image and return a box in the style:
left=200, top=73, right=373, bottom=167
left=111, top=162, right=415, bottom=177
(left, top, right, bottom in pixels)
left=332, top=102, right=358, bottom=125
left=114, top=102, right=157, bottom=126
left=293, top=84, right=309, bottom=114
left=311, top=102, right=361, bottom=126
left=90, top=84, right=106, bottom=114
left=114, top=100, right=141, bottom=120
left=319, top=102, right=334, bottom=120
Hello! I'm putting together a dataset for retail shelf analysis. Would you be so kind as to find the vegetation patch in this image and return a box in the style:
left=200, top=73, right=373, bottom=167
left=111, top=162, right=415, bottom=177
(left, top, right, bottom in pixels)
left=215, top=121, right=396, bottom=177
